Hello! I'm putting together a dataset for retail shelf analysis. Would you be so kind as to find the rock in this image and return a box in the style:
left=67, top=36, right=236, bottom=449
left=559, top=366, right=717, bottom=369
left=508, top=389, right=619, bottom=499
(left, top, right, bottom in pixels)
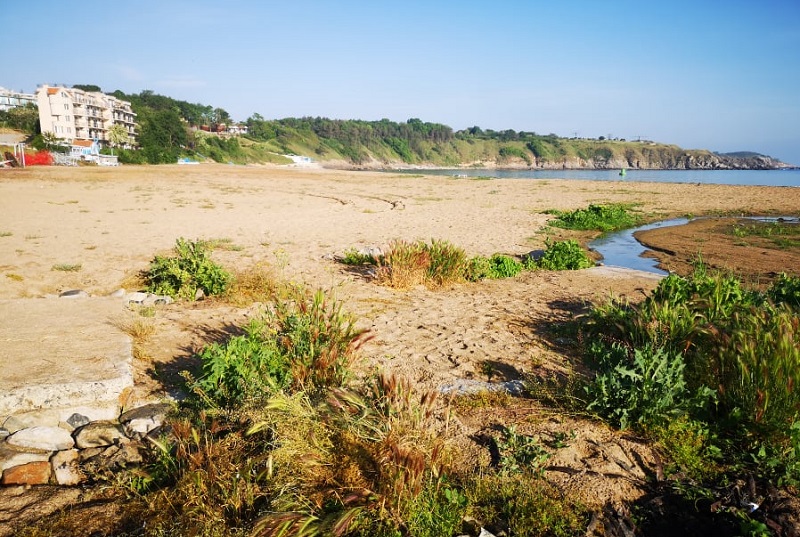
left=0, top=428, right=8, bottom=440
left=51, top=449, right=85, bottom=486
left=142, top=293, right=173, bottom=306
left=109, top=288, right=126, bottom=298
left=194, top=288, right=205, bottom=300
left=1, top=416, right=27, bottom=434
left=59, top=289, right=89, bottom=299
left=73, top=421, right=125, bottom=449
left=439, top=379, right=526, bottom=397
left=65, top=413, right=91, bottom=430
left=119, top=403, right=171, bottom=439
left=78, top=447, right=105, bottom=462
left=1, top=461, right=52, bottom=486
left=125, top=291, right=148, bottom=304
left=7, top=426, right=75, bottom=451
left=0, top=443, right=51, bottom=473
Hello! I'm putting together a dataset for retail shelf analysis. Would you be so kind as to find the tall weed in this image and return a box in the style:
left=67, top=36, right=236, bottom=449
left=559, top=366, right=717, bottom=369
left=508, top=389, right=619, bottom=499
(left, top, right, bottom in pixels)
left=146, top=238, right=231, bottom=299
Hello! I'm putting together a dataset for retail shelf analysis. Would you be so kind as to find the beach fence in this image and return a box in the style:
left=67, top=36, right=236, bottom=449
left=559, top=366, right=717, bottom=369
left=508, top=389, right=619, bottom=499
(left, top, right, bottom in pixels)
left=52, top=152, right=78, bottom=166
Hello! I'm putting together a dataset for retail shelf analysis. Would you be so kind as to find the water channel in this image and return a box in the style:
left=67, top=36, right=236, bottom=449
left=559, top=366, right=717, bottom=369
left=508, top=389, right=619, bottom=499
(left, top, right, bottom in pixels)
left=590, top=217, right=799, bottom=276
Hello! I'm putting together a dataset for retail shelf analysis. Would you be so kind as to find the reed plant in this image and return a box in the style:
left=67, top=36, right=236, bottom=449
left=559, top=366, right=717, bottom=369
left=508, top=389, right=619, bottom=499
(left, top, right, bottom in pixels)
left=376, top=239, right=431, bottom=289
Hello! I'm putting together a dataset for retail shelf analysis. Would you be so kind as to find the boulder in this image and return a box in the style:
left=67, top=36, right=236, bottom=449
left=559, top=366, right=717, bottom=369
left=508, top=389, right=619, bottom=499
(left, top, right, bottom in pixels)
left=51, top=449, right=85, bottom=486
left=6, top=426, right=75, bottom=451
left=120, top=403, right=171, bottom=439
left=59, top=290, right=90, bottom=299
left=1, top=461, right=52, bottom=486
left=0, top=443, right=51, bottom=473
left=73, top=421, right=125, bottom=449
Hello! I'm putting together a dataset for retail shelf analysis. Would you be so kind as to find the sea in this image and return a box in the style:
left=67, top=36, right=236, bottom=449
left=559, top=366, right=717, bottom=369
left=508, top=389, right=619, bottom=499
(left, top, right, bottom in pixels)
left=397, top=168, right=800, bottom=187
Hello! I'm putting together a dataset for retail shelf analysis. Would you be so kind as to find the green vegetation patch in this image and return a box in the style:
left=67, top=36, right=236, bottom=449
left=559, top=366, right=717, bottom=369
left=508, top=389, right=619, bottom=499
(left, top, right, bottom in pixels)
left=546, top=203, right=638, bottom=232
left=534, top=239, right=594, bottom=271
left=145, top=238, right=232, bottom=299
left=582, top=264, right=800, bottom=485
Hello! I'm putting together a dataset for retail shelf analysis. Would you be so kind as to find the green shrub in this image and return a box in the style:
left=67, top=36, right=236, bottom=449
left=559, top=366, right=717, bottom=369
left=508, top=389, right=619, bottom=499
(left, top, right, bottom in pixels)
left=465, top=255, right=493, bottom=281
left=585, top=343, right=691, bottom=430
left=145, top=238, right=231, bottom=299
left=536, top=240, right=593, bottom=270
left=193, top=287, right=366, bottom=406
left=767, top=272, right=800, bottom=309
left=194, top=319, right=290, bottom=407
left=466, top=254, right=523, bottom=281
left=546, top=203, right=637, bottom=232
left=584, top=265, right=800, bottom=485
left=487, top=254, right=523, bottom=278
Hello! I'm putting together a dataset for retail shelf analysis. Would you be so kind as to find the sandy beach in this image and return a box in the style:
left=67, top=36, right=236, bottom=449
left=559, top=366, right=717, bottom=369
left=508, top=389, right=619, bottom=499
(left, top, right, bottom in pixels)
left=1, top=164, right=799, bottom=532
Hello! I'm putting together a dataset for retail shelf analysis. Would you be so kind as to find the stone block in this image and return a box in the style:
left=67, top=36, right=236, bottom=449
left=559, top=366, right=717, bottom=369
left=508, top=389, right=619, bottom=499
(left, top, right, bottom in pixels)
left=73, top=421, right=125, bottom=449
left=7, top=426, right=74, bottom=451
left=0, top=443, right=51, bottom=472
left=51, top=449, right=85, bottom=486
left=1, top=461, right=52, bottom=486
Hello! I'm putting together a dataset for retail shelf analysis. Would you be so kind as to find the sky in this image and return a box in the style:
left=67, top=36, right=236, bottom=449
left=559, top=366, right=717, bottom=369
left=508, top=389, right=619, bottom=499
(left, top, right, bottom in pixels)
left=3, top=0, right=799, bottom=164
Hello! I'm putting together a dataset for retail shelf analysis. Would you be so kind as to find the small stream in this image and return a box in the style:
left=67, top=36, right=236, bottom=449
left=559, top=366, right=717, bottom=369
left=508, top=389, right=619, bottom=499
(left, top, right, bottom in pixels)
left=590, top=216, right=800, bottom=276
left=589, top=218, right=689, bottom=276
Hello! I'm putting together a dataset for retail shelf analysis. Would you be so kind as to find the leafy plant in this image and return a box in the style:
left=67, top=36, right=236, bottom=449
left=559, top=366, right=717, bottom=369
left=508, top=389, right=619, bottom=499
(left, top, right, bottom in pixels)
left=496, top=425, right=551, bottom=476
left=546, top=203, right=638, bottom=232
left=767, top=272, right=800, bottom=309
left=194, top=287, right=368, bottom=407
left=585, top=343, right=691, bottom=430
left=465, top=253, right=523, bottom=281
left=194, top=319, right=291, bottom=407
left=535, top=239, right=593, bottom=270
left=145, top=238, right=232, bottom=299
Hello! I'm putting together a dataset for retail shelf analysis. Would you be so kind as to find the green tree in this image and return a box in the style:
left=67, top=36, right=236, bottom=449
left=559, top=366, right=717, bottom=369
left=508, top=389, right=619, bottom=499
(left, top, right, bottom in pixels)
left=107, top=124, right=129, bottom=155
left=137, top=108, right=187, bottom=163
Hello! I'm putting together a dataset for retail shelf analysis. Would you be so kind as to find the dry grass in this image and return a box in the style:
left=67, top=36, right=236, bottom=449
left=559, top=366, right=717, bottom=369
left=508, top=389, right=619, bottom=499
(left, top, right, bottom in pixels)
left=113, top=310, right=156, bottom=361
left=224, top=261, right=280, bottom=305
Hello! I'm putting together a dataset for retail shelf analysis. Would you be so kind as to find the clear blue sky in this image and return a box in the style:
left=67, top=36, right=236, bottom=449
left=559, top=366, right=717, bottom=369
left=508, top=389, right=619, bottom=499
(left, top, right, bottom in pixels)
left=4, top=0, right=799, bottom=163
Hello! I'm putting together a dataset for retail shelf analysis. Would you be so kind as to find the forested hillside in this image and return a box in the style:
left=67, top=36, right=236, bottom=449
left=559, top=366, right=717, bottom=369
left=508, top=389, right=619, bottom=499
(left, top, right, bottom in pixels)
left=2, top=86, right=790, bottom=169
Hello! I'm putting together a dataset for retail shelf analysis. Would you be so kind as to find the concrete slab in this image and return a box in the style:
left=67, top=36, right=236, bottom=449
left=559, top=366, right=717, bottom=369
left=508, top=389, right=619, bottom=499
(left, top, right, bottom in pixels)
left=0, top=298, right=132, bottom=429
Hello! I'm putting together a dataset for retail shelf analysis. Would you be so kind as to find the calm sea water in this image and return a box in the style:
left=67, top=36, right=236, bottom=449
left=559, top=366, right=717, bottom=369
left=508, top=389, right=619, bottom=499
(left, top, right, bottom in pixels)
left=399, top=168, right=800, bottom=187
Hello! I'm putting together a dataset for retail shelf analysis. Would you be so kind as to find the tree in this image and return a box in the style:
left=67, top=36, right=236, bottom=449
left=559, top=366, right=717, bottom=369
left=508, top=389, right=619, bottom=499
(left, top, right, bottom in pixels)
left=72, top=84, right=102, bottom=92
left=212, top=108, right=231, bottom=127
left=137, top=108, right=187, bottom=164
left=107, top=124, right=129, bottom=155
left=41, top=131, right=59, bottom=151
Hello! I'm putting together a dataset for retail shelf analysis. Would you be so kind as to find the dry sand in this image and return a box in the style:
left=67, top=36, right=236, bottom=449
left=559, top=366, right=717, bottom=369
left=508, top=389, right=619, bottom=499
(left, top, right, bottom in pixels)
left=1, top=164, right=799, bottom=532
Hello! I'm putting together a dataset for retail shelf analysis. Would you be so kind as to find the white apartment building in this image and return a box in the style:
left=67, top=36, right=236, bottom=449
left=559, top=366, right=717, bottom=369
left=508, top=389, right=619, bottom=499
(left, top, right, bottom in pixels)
left=36, top=85, right=137, bottom=146
left=0, top=87, right=37, bottom=112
